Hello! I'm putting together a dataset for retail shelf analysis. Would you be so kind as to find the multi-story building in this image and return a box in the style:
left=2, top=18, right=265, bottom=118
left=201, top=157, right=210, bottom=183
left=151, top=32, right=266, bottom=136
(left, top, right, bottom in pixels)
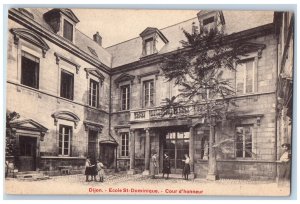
left=6, top=8, right=294, bottom=180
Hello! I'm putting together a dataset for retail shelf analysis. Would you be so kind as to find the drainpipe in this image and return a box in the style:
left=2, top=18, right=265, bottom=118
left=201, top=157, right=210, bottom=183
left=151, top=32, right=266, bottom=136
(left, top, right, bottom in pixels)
left=274, top=18, right=280, bottom=180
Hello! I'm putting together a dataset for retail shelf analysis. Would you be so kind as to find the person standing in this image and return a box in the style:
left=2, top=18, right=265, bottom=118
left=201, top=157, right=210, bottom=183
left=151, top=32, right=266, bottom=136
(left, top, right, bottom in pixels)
left=162, top=153, right=171, bottom=179
left=182, top=154, right=190, bottom=180
left=150, top=152, right=158, bottom=179
left=278, top=143, right=291, bottom=187
left=91, top=158, right=97, bottom=181
left=85, top=158, right=93, bottom=182
left=96, top=160, right=105, bottom=182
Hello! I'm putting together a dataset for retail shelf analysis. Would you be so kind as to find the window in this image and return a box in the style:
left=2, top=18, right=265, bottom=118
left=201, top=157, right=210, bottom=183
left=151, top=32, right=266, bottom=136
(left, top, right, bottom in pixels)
left=88, top=46, right=98, bottom=58
left=60, top=69, right=74, bottom=100
left=143, top=80, right=154, bottom=107
left=63, top=19, right=73, bottom=42
left=121, top=85, right=130, bottom=110
left=236, top=59, right=255, bottom=94
left=121, top=132, right=129, bottom=157
left=145, top=38, right=154, bottom=55
left=21, top=51, right=39, bottom=89
left=87, top=130, right=97, bottom=159
left=89, top=79, right=99, bottom=107
left=235, top=126, right=253, bottom=158
left=59, top=125, right=72, bottom=156
left=203, top=16, right=215, bottom=26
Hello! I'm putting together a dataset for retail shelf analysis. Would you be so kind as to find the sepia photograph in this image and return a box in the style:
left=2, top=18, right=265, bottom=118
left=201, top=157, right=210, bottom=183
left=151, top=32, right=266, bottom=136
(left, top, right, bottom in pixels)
left=4, top=6, right=294, bottom=196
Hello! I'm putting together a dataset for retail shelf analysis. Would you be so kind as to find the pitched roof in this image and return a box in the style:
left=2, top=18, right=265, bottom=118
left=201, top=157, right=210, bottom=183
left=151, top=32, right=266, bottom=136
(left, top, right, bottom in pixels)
left=19, top=8, right=112, bottom=67
left=106, top=10, right=274, bottom=68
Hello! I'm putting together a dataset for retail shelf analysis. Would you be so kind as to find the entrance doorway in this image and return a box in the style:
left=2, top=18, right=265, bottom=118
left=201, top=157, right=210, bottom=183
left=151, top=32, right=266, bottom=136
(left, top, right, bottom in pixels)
left=18, top=136, right=37, bottom=171
left=99, top=143, right=115, bottom=169
left=163, top=130, right=190, bottom=174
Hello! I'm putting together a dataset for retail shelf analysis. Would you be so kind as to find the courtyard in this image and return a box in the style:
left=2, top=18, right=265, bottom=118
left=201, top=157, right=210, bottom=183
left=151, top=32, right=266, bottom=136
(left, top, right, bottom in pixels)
left=5, top=173, right=290, bottom=196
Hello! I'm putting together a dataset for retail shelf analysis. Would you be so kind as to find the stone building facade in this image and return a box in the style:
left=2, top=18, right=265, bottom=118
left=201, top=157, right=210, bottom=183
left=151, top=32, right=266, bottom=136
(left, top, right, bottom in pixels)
left=6, top=8, right=294, bottom=180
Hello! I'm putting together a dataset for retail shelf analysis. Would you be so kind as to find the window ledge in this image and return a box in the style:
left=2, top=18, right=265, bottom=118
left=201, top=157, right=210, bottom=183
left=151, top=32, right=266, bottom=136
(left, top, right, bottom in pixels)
left=197, top=159, right=276, bottom=163
left=140, top=52, right=158, bottom=59
left=115, top=110, right=130, bottom=114
left=118, top=157, right=130, bottom=160
left=41, top=156, right=85, bottom=159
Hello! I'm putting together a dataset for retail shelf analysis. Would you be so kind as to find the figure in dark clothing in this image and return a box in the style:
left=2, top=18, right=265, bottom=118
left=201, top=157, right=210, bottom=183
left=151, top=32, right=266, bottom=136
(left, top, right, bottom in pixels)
left=85, top=158, right=93, bottom=182
left=182, top=154, right=190, bottom=180
left=162, top=153, right=171, bottom=179
left=278, top=143, right=291, bottom=187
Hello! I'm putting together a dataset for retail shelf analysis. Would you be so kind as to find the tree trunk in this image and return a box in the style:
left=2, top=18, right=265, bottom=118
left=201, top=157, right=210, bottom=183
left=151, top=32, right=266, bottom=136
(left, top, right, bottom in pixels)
left=207, top=117, right=218, bottom=180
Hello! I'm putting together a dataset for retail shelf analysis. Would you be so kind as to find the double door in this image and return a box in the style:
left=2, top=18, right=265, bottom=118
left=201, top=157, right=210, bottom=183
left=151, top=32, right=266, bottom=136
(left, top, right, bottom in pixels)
left=163, top=131, right=189, bottom=174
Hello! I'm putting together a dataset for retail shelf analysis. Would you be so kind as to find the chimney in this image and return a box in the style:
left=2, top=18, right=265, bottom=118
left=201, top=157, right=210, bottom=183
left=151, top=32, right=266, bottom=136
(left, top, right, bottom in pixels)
left=93, top=31, right=102, bottom=46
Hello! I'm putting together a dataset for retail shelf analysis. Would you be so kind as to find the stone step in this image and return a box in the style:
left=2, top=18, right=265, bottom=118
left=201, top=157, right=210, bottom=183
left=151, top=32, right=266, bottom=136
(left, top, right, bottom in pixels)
left=16, top=172, right=51, bottom=181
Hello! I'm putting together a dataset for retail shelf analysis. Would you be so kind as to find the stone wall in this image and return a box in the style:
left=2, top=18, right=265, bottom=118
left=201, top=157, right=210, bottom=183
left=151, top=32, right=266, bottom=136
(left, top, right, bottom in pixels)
left=195, top=160, right=277, bottom=180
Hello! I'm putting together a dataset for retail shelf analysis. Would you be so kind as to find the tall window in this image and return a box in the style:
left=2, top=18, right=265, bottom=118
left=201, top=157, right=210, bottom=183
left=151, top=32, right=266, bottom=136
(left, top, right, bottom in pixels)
left=21, top=51, right=39, bottom=89
left=236, top=59, right=255, bottom=94
left=145, top=38, right=154, bottom=55
left=143, top=80, right=154, bottom=107
left=89, top=79, right=99, bottom=107
left=60, top=69, right=74, bottom=100
left=121, top=85, right=130, bottom=110
left=87, top=130, right=97, bottom=159
left=63, top=19, right=73, bottom=42
left=121, top=132, right=129, bottom=157
left=59, top=125, right=72, bottom=156
left=235, top=125, right=253, bottom=158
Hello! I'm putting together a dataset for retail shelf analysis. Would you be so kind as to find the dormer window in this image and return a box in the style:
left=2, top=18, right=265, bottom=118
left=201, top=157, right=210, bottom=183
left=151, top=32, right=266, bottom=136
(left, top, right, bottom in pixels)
left=44, top=8, right=79, bottom=43
left=63, top=19, right=73, bottom=42
left=197, top=10, right=225, bottom=32
left=140, top=27, right=168, bottom=57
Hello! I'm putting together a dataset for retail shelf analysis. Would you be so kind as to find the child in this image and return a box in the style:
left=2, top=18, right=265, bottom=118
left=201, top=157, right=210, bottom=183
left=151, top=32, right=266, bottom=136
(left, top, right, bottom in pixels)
left=96, top=160, right=105, bottom=182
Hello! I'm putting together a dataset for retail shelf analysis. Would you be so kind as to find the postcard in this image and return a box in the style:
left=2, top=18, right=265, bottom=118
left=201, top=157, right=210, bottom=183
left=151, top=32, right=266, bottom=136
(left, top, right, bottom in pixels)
left=5, top=7, right=293, bottom=196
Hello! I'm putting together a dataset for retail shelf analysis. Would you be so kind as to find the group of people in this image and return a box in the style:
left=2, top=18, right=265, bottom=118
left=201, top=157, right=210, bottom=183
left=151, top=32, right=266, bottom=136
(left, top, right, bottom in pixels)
left=85, top=158, right=105, bottom=182
left=151, top=152, right=191, bottom=180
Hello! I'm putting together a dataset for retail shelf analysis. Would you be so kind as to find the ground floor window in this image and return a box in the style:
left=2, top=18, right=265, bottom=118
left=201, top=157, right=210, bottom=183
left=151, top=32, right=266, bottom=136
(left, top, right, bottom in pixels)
left=59, top=125, right=72, bottom=156
left=235, top=125, right=253, bottom=158
left=121, top=132, right=129, bottom=157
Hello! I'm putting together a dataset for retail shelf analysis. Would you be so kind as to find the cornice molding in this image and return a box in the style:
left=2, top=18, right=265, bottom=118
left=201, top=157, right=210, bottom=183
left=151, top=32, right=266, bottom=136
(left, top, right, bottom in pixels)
left=114, top=73, right=135, bottom=87
left=137, top=70, right=160, bottom=83
left=84, top=68, right=105, bottom=84
left=11, top=28, right=50, bottom=57
left=54, top=52, right=81, bottom=74
left=51, top=110, right=80, bottom=129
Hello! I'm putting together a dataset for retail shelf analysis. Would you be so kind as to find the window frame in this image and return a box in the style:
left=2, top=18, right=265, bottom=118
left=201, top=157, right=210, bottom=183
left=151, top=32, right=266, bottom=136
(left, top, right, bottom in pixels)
left=143, top=37, right=155, bottom=56
left=120, top=84, right=131, bottom=110
left=235, top=58, right=256, bottom=95
left=60, top=69, right=74, bottom=100
left=120, top=132, right=129, bottom=157
left=20, top=50, right=40, bottom=89
left=235, top=125, right=253, bottom=159
left=143, top=79, right=155, bottom=108
left=63, top=19, right=74, bottom=42
left=58, top=124, right=72, bottom=156
left=203, top=16, right=215, bottom=26
left=89, top=78, right=100, bottom=108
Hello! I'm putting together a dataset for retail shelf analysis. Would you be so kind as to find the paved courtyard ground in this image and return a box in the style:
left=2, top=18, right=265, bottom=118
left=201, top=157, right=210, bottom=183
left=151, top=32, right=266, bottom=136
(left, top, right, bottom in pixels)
left=5, top=173, right=290, bottom=196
